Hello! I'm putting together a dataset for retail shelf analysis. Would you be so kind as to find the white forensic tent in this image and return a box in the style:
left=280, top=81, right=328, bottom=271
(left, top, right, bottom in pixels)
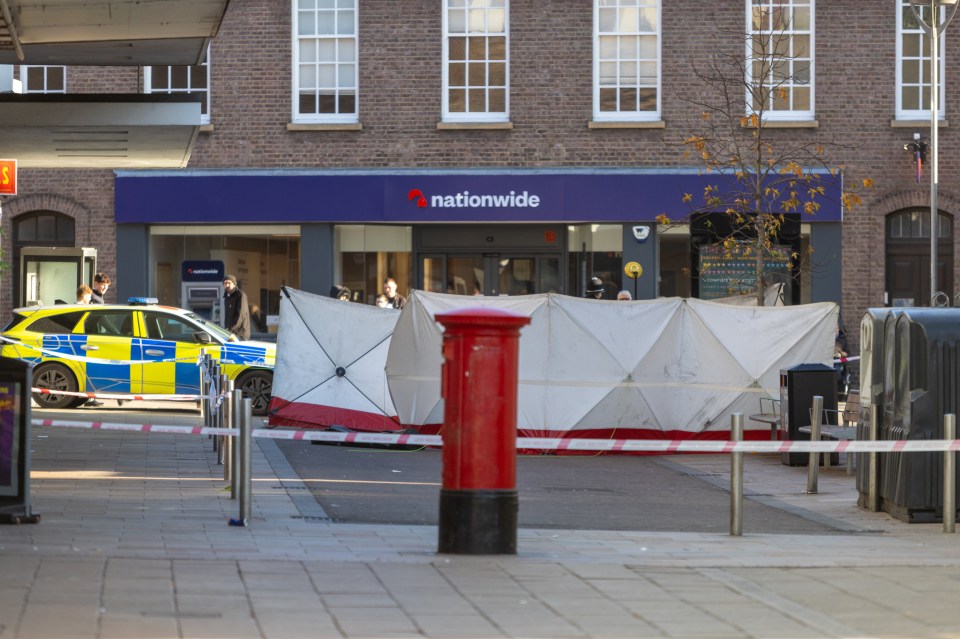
left=269, top=286, right=402, bottom=431
left=385, top=291, right=837, bottom=438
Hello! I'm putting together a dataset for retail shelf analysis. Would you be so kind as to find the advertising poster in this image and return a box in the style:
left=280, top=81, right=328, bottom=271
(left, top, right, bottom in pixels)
left=0, top=382, right=20, bottom=497
left=699, top=242, right=791, bottom=300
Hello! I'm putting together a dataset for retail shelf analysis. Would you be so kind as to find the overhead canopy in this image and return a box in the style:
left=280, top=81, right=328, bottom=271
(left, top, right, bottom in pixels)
left=0, top=94, right=202, bottom=168
left=0, top=0, right=229, bottom=65
left=0, top=0, right=230, bottom=167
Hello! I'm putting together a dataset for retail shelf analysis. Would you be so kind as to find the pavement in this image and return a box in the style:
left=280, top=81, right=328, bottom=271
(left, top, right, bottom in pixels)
left=3, top=402, right=960, bottom=638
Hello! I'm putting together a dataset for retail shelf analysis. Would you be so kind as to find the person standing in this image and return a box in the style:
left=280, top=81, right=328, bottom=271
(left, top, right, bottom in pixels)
left=90, top=273, right=111, bottom=304
left=585, top=277, right=605, bottom=300
left=383, top=277, right=407, bottom=309
left=223, top=275, right=250, bottom=340
left=77, top=284, right=102, bottom=405
left=76, top=285, right=93, bottom=304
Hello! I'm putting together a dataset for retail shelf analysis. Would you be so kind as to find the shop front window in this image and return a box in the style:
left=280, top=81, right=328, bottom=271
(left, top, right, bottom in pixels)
left=149, top=225, right=300, bottom=337
left=334, top=225, right=412, bottom=304
left=567, top=224, right=623, bottom=299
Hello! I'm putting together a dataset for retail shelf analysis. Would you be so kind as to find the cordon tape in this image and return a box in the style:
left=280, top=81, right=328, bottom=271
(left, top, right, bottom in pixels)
left=31, top=388, right=214, bottom=401
left=30, top=418, right=960, bottom=454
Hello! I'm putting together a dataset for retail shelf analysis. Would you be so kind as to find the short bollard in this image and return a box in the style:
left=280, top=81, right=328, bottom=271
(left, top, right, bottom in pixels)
left=868, top=404, right=880, bottom=512
left=945, top=414, right=956, bottom=534
left=222, top=379, right=234, bottom=484
left=730, top=413, right=743, bottom=536
left=199, top=351, right=209, bottom=431
left=434, top=307, right=531, bottom=555
left=230, top=388, right=242, bottom=500
left=210, top=362, right=221, bottom=454
left=217, top=373, right=229, bottom=465
left=806, top=395, right=823, bottom=494
left=229, top=397, right=253, bottom=527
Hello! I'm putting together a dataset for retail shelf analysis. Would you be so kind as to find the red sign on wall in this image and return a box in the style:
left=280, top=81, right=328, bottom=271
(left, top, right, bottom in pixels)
left=0, top=160, right=16, bottom=195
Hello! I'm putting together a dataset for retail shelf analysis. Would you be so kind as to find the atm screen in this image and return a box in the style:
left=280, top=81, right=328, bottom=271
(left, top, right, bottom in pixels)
left=188, top=288, right=219, bottom=301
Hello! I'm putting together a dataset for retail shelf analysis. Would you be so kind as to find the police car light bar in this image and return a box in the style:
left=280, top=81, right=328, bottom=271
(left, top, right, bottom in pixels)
left=128, top=297, right=159, bottom=306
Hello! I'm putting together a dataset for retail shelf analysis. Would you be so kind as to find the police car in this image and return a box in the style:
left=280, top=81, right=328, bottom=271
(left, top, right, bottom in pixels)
left=0, top=298, right=275, bottom=414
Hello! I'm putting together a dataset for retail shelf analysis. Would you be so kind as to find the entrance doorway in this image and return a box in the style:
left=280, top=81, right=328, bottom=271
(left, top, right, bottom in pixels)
left=19, top=248, right=97, bottom=306
left=421, top=254, right=561, bottom=296
left=886, top=210, right=953, bottom=307
left=415, top=224, right=564, bottom=296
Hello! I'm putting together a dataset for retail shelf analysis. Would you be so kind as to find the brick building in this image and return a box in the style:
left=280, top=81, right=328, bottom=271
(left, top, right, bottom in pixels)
left=1, top=0, right=953, bottom=353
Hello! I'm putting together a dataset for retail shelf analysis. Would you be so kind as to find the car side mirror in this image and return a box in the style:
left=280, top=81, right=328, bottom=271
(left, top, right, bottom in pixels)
left=194, top=331, right=213, bottom=344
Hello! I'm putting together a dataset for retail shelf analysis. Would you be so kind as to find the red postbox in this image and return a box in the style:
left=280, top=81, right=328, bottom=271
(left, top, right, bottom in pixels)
left=435, top=307, right=530, bottom=554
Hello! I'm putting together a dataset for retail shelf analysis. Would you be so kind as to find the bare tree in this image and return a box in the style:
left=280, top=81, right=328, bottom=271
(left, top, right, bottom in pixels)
left=662, top=5, right=871, bottom=305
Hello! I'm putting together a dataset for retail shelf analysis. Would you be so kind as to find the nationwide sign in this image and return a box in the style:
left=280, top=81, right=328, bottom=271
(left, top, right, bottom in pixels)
left=0, top=160, right=17, bottom=196
left=408, top=188, right=541, bottom=209
left=115, top=169, right=846, bottom=224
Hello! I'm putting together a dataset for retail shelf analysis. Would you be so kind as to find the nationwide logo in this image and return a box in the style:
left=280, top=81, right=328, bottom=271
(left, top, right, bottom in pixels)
left=407, top=188, right=541, bottom=209
left=187, top=268, right=221, bottom=276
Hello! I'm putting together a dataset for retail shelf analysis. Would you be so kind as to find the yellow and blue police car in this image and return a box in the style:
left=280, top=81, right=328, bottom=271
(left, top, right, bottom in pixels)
left=0, top=298, right=275, bottom=414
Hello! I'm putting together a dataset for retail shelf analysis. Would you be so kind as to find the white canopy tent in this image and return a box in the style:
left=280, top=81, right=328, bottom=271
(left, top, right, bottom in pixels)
left=271, top=287, right=837, bottom=439
left=385, top=291, right=836, bottom=438
left=268, top=287, right=401, bottom=431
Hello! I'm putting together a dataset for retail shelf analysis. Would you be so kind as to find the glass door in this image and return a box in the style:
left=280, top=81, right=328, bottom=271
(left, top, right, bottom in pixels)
left=19, top=247, right=97, bottom=306
left=421, top=254, right=560, bottom=296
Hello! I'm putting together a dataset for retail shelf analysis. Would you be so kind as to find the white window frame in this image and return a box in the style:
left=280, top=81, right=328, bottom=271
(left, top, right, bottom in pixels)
left=896, top=0, right=946, bottom=120
left=143, top=46, right=211, bottom=125
left=744, top=0, right=815, bottom=122
left=442, top=0, right=510, bottom=123
left=19, top=65, right=66, bottom=94
left=291, top=0, right=359, bottom=124
left=592, top=0, right=661, bottom=121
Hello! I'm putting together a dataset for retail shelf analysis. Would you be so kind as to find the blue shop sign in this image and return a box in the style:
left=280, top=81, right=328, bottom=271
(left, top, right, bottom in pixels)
left=182, top=260, right=224, bottom=282
left=115, top=169, right=844, bottom=224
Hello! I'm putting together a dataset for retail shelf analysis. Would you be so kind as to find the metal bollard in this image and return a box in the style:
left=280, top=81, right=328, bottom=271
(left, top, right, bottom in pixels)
left=217, top=373, right=230, bottom=465
left=730, top=413, right=743, bottom=536
left=199, top=351, right=209, bottom=429
left=239, top=397, right=253, bottom=524
left=211, top=361, right=221, bottom=453
left=222, top=378, right=234, bottom=484
left=945, top=414, right=956, bottom=534
left=231, top=388, right=241, bottom=500
left=868, top=404, right=879, bottom=512
left=806, top=395, right=823, bottom=494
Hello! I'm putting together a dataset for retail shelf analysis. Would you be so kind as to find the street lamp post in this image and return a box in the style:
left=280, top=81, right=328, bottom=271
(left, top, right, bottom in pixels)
left=909, top=0, right=960, bottom=305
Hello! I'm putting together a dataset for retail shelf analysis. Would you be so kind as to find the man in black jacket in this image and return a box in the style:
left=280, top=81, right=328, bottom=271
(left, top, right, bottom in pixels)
left=223, top=274, right=250, bottom=340
left=91, top=272, right=111, bottom=304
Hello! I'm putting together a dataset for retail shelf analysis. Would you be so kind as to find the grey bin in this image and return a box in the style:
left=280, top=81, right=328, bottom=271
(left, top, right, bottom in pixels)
left=878, top=308, right=960, bottom=523
left=780, top=363, right=839, bottom=467
left=856, top=308, right=895, bottom=506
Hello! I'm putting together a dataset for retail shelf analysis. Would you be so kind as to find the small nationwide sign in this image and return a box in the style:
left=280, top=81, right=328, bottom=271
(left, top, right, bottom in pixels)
left=0, top=159, right=16, bottom=195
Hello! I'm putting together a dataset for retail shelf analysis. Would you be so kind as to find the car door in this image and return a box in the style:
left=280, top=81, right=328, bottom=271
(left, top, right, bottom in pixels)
left=79, top=309, right=141, bottom=394
left=139, top=310, right=212, bottom=396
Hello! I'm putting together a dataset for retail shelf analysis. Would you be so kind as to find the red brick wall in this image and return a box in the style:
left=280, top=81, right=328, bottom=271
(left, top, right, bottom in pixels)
left=6, top=0, right=960, bottom=360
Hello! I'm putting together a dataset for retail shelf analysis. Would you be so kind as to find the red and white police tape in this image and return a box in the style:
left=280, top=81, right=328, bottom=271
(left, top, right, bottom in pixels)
left=29, top=417, right=960, bottom=454
left=31, top=388, right=216, bottom=401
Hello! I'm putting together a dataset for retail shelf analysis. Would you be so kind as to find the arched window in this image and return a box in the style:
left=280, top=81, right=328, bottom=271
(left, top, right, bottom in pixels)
left=887, top=209, right=952, bottom=240
left=14, top=210, right=75, bottom=245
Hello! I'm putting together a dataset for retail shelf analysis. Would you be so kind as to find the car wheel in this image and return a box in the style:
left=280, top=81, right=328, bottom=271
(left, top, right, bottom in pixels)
left=236, top=370, right=273, bottom=416
left=33, top=363, right=80, bottom=409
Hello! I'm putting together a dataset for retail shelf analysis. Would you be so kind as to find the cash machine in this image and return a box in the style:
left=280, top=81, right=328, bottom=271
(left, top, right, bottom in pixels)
left=181, top=260, right=224, bottom=324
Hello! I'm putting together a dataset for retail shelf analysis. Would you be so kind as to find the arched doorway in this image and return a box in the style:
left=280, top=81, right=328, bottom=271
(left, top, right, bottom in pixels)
left=885, top=209, right=954, bottom=306
left=11, top=210, right=91, bottom=307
